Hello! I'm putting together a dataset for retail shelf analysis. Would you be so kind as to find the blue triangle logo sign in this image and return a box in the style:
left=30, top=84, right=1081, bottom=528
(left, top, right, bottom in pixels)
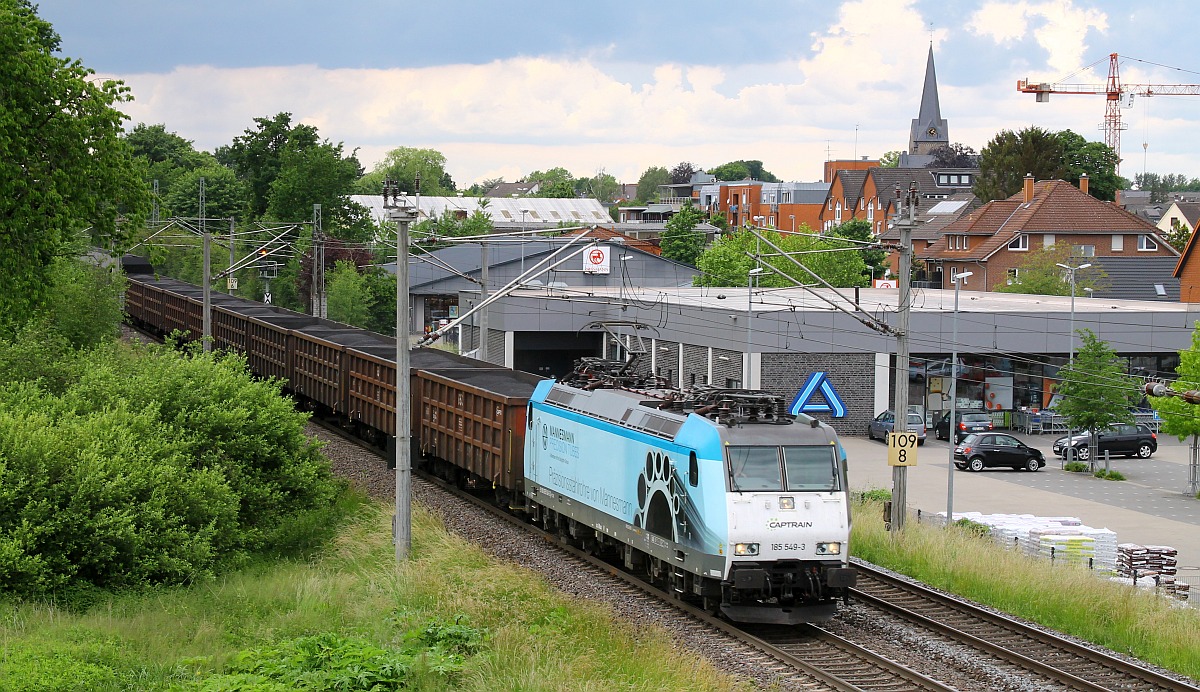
left=788, top=372, right=847, bottom=418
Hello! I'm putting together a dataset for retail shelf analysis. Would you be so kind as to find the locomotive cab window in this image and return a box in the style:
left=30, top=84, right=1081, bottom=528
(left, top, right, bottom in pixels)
left=727, top=446, right=783, bottom=491
left=689, top=451, right=698, bottom=487
left=782, top=446, right=840, bottom=492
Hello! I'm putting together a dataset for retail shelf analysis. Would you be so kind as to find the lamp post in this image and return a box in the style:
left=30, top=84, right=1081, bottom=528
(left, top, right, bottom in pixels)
left=383, top=178, right=417, bottom=561
left=789, top=214, right=795, bottom=233
left=1055, top=261, right=1091, bottom=466
left=1055, top=262, right=1092, bottom=365
left=746, top=267, right=764, bottom=388
left=946, top=270, right=972, bottom=525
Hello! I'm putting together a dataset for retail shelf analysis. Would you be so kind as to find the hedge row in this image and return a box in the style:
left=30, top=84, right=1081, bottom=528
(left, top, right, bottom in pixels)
left=0, top=334, right=340, bottom=596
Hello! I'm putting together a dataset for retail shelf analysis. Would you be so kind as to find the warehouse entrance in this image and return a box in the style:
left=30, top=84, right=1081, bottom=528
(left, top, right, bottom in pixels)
left=513, top=331, right=602, bottom=379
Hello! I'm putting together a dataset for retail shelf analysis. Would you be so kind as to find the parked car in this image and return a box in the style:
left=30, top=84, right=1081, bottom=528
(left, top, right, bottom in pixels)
left=867, top=410, right=927, bottom=445
left=1052, top=424, right=1157, bottom=460
left=934, top=410, right=994, bottom=443
left=954, top=433, right=1046, bottom=472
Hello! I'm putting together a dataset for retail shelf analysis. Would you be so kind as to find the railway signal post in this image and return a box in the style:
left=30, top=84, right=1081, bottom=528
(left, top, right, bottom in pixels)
left=384, top=179, right=418, bottom=560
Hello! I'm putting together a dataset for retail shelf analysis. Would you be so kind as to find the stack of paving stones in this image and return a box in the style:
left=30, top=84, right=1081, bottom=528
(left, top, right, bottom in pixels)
left=1116, top=544, right=1188, bottom=601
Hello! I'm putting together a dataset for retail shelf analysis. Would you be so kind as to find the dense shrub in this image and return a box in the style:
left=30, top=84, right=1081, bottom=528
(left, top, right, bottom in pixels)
left=0, top=337, right=339, bottom=597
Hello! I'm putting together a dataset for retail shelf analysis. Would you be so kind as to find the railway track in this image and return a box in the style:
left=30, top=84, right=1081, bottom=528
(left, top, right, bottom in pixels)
left=849, top=561, right=1200, bottom=691
left=307, top=415, right=957, bottom=690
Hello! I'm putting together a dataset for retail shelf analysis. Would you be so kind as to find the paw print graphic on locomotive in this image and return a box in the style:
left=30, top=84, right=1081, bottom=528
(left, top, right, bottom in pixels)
left=522, top=356, right=857, bottom=624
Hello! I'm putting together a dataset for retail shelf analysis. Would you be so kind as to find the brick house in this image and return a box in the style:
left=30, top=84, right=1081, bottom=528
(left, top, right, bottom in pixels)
left=918, top=175, right=1178, bottom=291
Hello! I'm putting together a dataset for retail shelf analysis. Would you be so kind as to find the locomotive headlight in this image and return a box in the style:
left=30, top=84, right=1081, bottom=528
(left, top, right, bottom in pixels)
left=778, top=496, right=795, bottom=510
left=816, top=542, right=842, bottom=555
left=733, top=542, right=760, bottom=556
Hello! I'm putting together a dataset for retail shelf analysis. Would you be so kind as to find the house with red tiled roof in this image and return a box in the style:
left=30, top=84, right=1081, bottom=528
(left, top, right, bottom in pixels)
left=918, top=175, right=1178, bottom=292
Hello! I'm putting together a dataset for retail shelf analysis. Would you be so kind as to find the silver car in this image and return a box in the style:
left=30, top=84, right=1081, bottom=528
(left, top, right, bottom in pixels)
left=867, top=410, right=927, bottom=445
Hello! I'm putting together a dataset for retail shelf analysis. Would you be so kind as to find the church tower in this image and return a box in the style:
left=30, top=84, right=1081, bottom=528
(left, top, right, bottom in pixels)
left=908, top=45, right=949, bottom=155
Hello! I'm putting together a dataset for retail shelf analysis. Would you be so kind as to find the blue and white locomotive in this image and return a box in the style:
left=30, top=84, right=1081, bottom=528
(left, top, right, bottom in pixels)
left=523, top=358, right=856, bottom=624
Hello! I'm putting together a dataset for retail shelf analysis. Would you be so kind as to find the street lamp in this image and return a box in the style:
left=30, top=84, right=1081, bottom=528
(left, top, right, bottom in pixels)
left=753, top=215, right=765, bottom=228
left=1055, top=261, right=1091, bottom=466
left=1055, top=262, right=1091, bottom=364
left=946, top=270, right=972, bottom=525
left=747, top=267, right=764, bottom=388
left=789, top=214, right=795, bottom=233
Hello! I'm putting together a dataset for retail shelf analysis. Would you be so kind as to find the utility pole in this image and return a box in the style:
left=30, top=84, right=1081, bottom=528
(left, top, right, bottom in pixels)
left=383, top=178, right=417, bottom=561
left=200, top=176, right=212, bottom=352
left=312, top=204, right=326, bottom=318
left=890, top=182, right=919, bottom=531
left=228, top=218, right=236, bottom=295
left=479, top=239, right=489, bottom=362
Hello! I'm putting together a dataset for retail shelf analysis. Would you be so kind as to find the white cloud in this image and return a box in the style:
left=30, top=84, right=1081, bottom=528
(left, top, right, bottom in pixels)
left=967, top=1, right=1108, bottom=75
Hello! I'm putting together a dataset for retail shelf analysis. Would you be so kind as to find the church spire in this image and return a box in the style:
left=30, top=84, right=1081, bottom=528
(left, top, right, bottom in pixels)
left=909, top=44, right=949, bottom=155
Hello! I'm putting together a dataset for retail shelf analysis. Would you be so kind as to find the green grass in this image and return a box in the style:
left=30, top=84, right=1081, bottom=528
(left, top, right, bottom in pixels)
left=851, top=497, right=1200, bottom=679
left=1094, top=469, right=1126, bottom=480
left=0, top=496, right=744, bottom=691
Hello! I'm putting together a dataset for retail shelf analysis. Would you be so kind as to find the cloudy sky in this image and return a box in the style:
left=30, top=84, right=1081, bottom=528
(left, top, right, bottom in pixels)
left=40, top=0, right=1200, bottom=188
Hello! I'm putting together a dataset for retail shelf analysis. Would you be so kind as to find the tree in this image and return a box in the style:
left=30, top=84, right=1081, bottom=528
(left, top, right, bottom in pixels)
left=266, top=139, right=371, bottom=239
left=670, top=161, right=701, bottom=184
left=974, top=126, right=1066, bottom=202
left=524, top=167, right=574, bottom=189
left=356, top=146, right=455, bottom=197
left=879, top=151, right=901, bottom=168
left=1133, top=172, right=1200, bottom=203
left=0, top=0, right=149, bottom=336
left=125, top=123, right=214, bottom=204
left=1056, top=330, right=1139, bottom=462
left=326, top=260, right=374, bottom=328
left=993, top=244, right=1106, bottom=295
left=694, top=229, right=866, bottom=288
left=1058, top=130, right=1126, bottom=202
left=660, top=205, right=706, bottom=266
left=577, top=169, right=620, bottom=203
left=828, top=219, right=886, bottom=283
left=926, top=143, right=978, bottom=168
left=1150, top=322, right=1200, bottom=460
left=163, top=165, right=251, bottom=221
left=539, top=179, right=576, bottom=198
left=216, top=112, right=320, bottom=217
left=635, top=166, right=670, bottom=203
left=709, top=161, right=751, bottom=181
left=1163, top=219, right=1192, bottom=253
left=708, top=160, right=779, bottom=183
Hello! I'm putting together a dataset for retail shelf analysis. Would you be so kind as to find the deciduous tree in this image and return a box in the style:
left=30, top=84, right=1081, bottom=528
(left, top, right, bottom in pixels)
left=635, top=166, right=671, bottom=203
left=357, top=146, right=456, bottom=197
left=694, top=229, right=866, bottom=287
left=974, top=126, right=1066, bottom=202
left=660, top=205, right=706, bottom=266
left=993, top=244, right=1106, bottom=296
left=1150, top=323, right=1200, bottom=458
left=0, top=0, right=149, bottom=336
left=1056, top=330, right=1139, bottom=459
left=216, top=112, right=319, bottom=217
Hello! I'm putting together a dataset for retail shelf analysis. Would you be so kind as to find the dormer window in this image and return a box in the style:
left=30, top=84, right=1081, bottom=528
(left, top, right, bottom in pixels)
left=1008, top=234, right=1029, bottom=251
left=947, top=234, right=969, bottom=250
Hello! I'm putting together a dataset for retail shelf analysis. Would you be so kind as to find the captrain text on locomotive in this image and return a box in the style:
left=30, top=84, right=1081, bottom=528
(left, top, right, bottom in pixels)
left=123, top=270, right=856, bottom=624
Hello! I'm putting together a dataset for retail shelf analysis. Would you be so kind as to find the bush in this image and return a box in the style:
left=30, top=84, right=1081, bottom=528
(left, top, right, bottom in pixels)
left=1094, top=469, right=1126, bottom=481
left=0, top=338, right=340, bottom=597
left=1064, top=461, right=1089, bottom=473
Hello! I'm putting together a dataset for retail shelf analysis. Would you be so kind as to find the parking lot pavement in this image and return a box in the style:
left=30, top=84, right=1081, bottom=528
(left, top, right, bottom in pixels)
left=843, top=428, right=1200, bottom=575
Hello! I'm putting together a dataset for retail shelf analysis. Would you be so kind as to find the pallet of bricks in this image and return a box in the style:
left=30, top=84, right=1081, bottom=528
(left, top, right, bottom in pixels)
left=1115, top=544, right=1188, bottom=602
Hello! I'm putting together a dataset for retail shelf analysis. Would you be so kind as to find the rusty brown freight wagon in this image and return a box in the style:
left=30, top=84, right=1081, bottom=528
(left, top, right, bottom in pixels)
left=416, top=367, right=544, bottom=499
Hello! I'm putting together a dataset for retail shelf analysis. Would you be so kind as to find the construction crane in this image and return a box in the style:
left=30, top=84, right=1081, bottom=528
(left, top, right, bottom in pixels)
left=1017, top=53, right=1200, bottom=173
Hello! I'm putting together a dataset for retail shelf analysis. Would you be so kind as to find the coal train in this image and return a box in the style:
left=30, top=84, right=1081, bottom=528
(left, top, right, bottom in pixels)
left=123, top=271, right=856, bottom=624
